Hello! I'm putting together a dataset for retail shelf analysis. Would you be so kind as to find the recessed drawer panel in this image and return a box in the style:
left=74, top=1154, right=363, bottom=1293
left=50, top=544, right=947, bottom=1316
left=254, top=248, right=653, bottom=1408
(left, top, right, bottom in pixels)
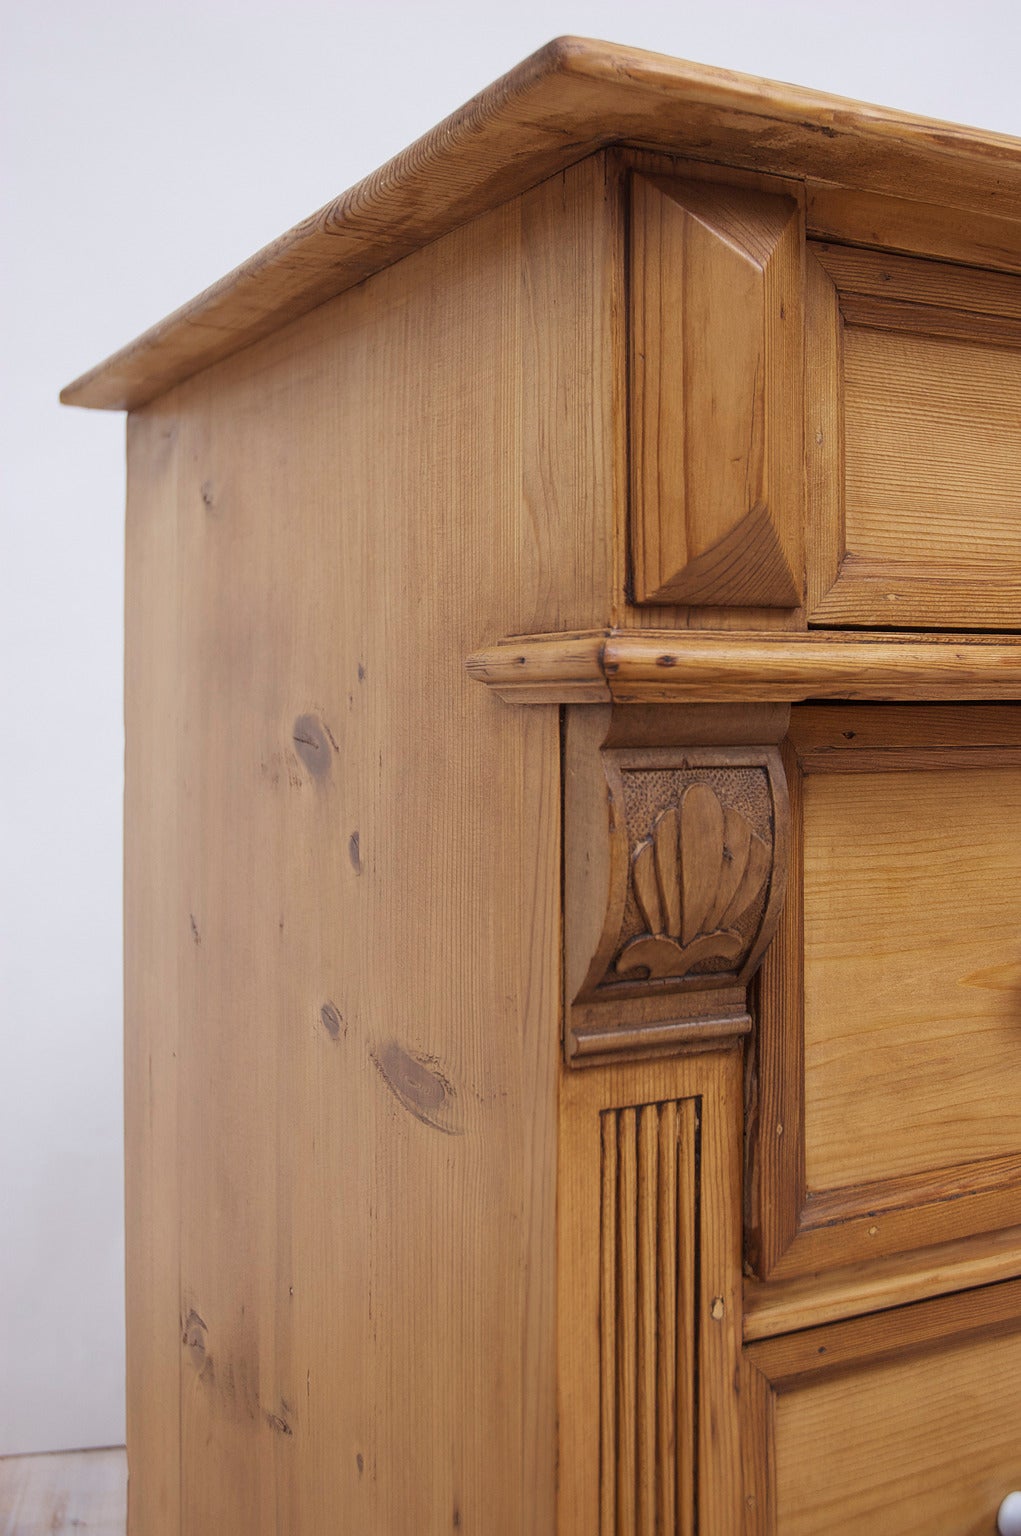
left=745, top=1281, right=1021, bottom=1536
left=807, top=245, right=1021, bottom=629
left=804, top=764, right=1021, bottom=1189
left=748, top=704, right=1021, bottom=1282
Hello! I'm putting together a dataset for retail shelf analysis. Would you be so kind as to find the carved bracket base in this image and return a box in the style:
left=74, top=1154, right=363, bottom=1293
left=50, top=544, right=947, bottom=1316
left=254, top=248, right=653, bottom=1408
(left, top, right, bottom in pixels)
left=564, top=703, right=790, bottom=1065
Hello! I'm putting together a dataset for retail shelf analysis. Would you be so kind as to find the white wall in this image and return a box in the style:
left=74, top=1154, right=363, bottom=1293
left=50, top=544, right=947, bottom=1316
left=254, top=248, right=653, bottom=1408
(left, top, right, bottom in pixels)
left=2, top=0, right=1019, bottom=1457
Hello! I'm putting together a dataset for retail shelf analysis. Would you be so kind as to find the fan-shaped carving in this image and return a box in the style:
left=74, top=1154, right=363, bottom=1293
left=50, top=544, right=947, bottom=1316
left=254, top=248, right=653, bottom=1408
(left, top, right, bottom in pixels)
left=616, top=782, right=770, bottom=980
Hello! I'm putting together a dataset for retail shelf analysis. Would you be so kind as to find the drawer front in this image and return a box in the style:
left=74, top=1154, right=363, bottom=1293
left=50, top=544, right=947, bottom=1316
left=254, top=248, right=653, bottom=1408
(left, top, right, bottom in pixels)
left=748, top=704, right=1021, bottom=1281
left=745, top=1281, right=1021, bottom=1536
left=806, top=245, right=1021, bottom=629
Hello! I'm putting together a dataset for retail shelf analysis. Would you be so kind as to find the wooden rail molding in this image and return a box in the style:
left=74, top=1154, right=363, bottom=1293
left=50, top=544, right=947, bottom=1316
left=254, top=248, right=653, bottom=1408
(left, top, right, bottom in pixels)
left=466, top=628, right=1021, bottom=704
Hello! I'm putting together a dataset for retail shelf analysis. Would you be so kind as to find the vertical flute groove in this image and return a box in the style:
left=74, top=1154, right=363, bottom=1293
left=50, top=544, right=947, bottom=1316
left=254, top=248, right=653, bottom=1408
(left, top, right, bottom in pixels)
left=600, top=1100, right=698, bottom=1536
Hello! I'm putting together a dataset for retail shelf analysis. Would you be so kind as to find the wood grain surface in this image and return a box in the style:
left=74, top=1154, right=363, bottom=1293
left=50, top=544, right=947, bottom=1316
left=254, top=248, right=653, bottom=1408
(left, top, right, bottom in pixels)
left=745, top=1281, right=1021, bottom=1536
left=558, top=1052, right=745, bottom=1536
left=88, top=39, right=1021, bottom=1534
left=806, top=243, right=1021, bottom=628
left=803, top=765, right=1021, bottom=1187
left=62, top=37, right=1021, bottom=411
left=747, top=704, right=1021, bottom=1286
left=744, top=1223, right=1021, bottom=1340
left=843, top=327, right=1021, bottom=570
left=467, top=629, right=1021, bottom=703
left=629, top=174, right=802, bottom=607
left=123, top=157, right=617, bottom=1536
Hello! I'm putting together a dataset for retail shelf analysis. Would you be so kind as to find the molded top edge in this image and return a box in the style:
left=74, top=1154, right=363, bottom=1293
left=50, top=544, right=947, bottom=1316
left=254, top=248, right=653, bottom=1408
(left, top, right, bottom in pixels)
left=62, top=36, right=1021, bottom=411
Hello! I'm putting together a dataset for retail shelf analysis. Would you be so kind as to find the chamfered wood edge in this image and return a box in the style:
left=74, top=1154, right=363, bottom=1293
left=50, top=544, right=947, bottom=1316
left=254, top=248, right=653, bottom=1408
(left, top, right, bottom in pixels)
left=743, top=1223, right=1021, bottom=1341
left=745, top=1274, right=1021, bottom=1389
left=62, top=35, right=1021, bottom=412
left=466, top=629, right=1021, bottom=703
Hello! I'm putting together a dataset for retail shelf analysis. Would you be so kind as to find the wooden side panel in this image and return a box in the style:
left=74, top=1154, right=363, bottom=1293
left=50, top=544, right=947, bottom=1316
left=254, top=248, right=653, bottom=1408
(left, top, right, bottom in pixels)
left=124, top=156, right=616, bottom=1536
left=558, top=1052, right=745, bottom=1536
left=630, top=173, right=803, bottom=609
left=123, top=413, right=183, bottom=1536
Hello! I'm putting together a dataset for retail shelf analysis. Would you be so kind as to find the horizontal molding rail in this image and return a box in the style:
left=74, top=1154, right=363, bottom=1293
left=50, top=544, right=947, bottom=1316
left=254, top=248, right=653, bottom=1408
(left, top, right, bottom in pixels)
left=466, top=629, right=1021, bottom=704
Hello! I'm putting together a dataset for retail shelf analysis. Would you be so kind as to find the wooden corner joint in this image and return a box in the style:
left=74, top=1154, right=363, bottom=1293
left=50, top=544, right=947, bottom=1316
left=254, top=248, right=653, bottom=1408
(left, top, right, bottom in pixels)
left=564, top=703, right=790, bottom=1065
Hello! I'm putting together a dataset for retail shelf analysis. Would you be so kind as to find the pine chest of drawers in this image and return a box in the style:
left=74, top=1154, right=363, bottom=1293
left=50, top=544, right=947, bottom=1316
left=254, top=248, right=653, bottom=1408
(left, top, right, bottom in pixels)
left=64, top=38, right=1021, bottom=1536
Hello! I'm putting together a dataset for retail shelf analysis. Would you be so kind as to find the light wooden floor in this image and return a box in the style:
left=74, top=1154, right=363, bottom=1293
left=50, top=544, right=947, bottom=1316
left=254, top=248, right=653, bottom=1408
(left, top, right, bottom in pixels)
left=0, top=1448, right=126, bottom=1536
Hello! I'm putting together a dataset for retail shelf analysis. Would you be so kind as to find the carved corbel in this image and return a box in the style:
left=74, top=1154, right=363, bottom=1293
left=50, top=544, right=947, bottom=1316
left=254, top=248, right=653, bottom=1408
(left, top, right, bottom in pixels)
left=565, top=703, right=790, bottom=1064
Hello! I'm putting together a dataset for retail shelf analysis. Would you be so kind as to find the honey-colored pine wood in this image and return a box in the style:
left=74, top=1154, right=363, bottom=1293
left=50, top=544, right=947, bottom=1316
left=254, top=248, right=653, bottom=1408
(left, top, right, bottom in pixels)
left=62, top=38, right=1021, bottom=412
left=803, top=248, right=844, bottom=624
left=629, top=174, right=803, bottom=607
left=744, top=1281, right=1021, bottom=1536
left=466, top=628, right=1021, bottom=703
left=804, top=768, right=1021, bottom=1185
left=743, top=1223, right=1021, bottom=1340
left=604, top=149, right=809, bottom=636
left=562, top=703, right=790, bottom=1064
left=806, top=243, right=1021, bottom=629
left=818, top=242, right=1021, bottom=317
left=69, top=41, right=1021, bottom=1536
left=123, top=156, right=621, bottom=1536
left=748, top=704, right=1021, bottom=1283
left=558, top=1052, right=744, bottom=1536
left=124, top=411, right=183, bottom=1536
left=805, top=182, right=1021, bottom=275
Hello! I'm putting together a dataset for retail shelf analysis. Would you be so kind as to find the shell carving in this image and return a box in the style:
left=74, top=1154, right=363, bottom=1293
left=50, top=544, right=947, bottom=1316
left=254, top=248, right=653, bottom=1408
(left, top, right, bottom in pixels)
left=615, top=783, right=770, bottom=981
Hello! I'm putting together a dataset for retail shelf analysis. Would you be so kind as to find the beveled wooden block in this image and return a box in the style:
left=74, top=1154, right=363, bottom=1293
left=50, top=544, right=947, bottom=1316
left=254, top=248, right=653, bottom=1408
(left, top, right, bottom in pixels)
left=629, top=174, right=803, bottom=608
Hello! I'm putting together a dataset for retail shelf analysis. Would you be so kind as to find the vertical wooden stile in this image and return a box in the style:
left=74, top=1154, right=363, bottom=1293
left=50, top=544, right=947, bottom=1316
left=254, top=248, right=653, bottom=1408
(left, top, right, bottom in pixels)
left=596, top=1098, right=701, bottom=1535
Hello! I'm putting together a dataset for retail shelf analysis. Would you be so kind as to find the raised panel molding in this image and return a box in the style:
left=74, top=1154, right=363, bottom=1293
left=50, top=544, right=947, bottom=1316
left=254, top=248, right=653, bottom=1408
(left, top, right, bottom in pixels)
left=747, top=704, right=1021, bottom=1283
left=805, top=241, right=1021, bottom=629
left=565, top=703, right=790, bottom=1064
left=742, top=1280, right=1021, bottom=1536
left=629, top=173, right=804, bottom=608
